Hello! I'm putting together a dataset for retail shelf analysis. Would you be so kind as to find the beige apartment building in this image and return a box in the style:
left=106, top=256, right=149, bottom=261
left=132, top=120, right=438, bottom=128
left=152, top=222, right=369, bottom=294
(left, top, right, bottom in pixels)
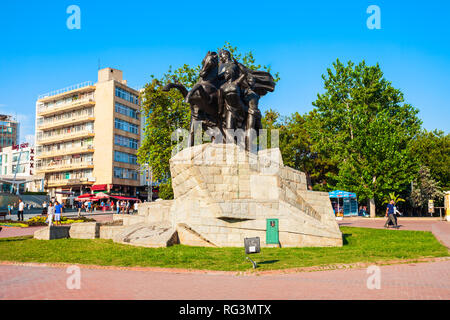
left=35, top=68, right=141, bottom=202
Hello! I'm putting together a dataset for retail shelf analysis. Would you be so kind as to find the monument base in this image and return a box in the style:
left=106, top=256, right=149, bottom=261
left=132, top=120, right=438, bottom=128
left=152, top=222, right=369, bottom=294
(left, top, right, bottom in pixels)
left=129, top=143, right=342, bottom=248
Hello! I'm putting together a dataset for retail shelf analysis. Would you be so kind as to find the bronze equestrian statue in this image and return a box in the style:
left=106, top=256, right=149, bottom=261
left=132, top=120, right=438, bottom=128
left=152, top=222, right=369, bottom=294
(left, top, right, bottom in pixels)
left=163, top=50, right=275, bottom=151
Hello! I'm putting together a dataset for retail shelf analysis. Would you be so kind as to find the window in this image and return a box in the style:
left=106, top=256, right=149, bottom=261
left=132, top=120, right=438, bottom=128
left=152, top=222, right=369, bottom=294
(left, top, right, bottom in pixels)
left=114, top=151, right=137, bottom=164
left=114, top=118, right=139, bottom=134
left=114, top=135, right=138, bottom=149
left=115, top=87, right=139, bottom=105
left=115, top=102, right=138, bottom=119
left=114, top=167, right=138, bottom=180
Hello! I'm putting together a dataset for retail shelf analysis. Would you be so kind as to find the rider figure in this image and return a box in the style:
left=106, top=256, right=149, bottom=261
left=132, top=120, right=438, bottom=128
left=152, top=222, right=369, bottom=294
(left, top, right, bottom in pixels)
left=218, top=50, right=247, bottom=141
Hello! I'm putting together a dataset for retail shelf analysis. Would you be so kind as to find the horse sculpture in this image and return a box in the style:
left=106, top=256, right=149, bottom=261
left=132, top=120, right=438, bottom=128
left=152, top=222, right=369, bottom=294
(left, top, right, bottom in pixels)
left=162, top=51, right=222, bottom=147
left=163, top=50, right=276, bottom=150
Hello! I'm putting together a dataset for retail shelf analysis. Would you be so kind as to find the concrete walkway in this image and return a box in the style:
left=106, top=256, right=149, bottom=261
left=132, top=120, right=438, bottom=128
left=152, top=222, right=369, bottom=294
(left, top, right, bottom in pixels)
left=0, top=259, right=449, bottom=300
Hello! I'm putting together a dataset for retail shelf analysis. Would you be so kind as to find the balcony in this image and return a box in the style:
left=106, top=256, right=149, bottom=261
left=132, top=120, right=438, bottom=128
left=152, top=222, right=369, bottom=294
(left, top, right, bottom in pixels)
left=38, top=81, right=95, bottom=101
left=37, top=146, right=95, bottom=159
left=36, top=161, right=94, bottom=174
left=46, top=177, right=95, bottom=188
left=38, top=114, right=95, bottom=131
left=37, top=98, right=95, bottom=117
left=37, top=130, right=95, bottom=145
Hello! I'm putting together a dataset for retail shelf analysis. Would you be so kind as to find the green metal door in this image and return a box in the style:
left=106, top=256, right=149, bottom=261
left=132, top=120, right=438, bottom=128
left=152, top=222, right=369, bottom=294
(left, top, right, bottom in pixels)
left=266, top=219, right=279, bottom=244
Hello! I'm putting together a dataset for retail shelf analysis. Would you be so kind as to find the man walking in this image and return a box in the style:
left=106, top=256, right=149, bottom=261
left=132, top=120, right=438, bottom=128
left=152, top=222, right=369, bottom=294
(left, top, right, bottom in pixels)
left=77, top=201, right=82, bottom=217
left=384, top=199, right=398, bottom=228
left=17, top=199, right=24, bottom=221
left=54, top=201, right=63, bottom=226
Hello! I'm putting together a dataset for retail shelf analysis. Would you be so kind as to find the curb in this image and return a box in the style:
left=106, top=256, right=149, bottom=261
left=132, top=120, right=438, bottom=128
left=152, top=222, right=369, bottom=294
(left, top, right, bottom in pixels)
left=1, top=256, right=449, bottom=276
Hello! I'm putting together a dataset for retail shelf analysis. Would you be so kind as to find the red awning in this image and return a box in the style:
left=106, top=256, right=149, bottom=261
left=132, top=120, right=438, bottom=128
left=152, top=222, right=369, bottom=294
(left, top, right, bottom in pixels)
left=91, top=184, right=107, bottom=191
left=77, top=193, right=93, bottom=199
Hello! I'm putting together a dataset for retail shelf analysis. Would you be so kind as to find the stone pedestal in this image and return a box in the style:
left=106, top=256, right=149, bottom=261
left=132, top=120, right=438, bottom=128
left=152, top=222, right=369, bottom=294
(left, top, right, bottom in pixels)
left=135, top=143, right=342, bottom=248
left=34, top=226, right=71, bottom=240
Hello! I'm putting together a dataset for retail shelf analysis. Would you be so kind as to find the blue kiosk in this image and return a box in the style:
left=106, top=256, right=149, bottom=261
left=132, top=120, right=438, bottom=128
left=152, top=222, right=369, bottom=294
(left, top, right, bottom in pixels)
left=329, top=190, right=359, bottom=217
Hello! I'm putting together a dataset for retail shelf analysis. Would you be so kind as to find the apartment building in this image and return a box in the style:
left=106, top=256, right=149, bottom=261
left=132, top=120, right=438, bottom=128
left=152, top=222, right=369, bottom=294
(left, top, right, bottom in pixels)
left=0, top=114, right=19, bottom=151
left=0, top=143, right=44, bottom=193
left=35, top=68, right=141, bottom=203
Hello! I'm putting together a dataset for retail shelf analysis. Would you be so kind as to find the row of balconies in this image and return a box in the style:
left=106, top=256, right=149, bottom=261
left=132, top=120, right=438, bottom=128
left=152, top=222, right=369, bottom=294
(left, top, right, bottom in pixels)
left=36, top=161, right=94, bottom=174
left=37, top=113, right=95, bottom=131
left=37, top=98, right=95, bottom=117
left=45, top=177, right=95, bottom=188
left=37, top=145, right=95, bottom=159
left=36, top=130, right=95, bottom=145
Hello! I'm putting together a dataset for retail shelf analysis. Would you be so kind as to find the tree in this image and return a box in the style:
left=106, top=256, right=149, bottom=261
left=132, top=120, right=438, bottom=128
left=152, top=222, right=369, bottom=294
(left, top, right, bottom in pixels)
left=138, top=43, right=279, bottom=199
left=382, top=192, right=405, bottom=205
left=307, top=59, right=422, bottom=217
left=264, top=110, right=337, bottom=190
left=411, top=129, right=450, bottom=189
left=410, top=166, right=444, bottom=214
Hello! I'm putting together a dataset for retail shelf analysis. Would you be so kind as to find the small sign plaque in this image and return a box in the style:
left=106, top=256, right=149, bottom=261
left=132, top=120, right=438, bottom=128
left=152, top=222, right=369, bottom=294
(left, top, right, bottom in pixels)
left=244, top=237, right=260, bottom=255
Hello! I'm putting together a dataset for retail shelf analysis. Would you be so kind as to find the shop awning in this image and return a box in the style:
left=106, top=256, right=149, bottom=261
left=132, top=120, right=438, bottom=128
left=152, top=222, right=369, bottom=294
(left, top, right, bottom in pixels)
left=329, top=190, right=357, bottom=198
left=77, top=193, right=93, bottom=199
left=91, top=184, right=107, bottom=191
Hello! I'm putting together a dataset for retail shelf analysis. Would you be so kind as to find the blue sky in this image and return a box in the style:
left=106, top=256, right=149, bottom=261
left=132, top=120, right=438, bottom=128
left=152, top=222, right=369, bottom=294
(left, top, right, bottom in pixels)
left=0, top=0, right=449, bottom=143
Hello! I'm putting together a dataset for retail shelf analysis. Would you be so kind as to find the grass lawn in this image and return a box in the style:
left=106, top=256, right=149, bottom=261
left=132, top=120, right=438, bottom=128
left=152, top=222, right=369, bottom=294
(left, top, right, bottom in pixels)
left=0, top=227, right=448, bottom=271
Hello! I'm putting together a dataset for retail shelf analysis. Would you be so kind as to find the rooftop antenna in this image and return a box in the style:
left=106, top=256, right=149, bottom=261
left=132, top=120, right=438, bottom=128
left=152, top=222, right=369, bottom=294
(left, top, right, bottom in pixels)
left=98, top=59, right=101, bottom=70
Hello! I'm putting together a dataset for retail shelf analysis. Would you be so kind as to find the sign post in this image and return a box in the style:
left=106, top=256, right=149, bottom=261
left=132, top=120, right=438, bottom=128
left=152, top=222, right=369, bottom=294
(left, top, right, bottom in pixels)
left=428, top=199, right=434, bottom=216
left=244, top=237, right=260, bottom=269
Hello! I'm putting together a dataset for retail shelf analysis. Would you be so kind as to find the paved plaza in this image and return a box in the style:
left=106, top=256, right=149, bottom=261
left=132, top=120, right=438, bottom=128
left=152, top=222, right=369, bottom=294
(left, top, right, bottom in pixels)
left=0, top=259, right=449, bottom=300
left=0, top=217, right=449, bottom=300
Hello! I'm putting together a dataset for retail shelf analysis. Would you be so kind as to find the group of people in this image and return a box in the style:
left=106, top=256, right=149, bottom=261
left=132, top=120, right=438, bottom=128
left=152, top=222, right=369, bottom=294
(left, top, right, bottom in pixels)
left=384, top=199, right=402, bottom=229
left=358, top=206, right=368, bottom=217
left=115, top=200, right=139, bottom=215
left=42, top=201, right=64, bottom=226
left=75, top=200, right=93, bottom=216
left=7, top=199, right=34, bottom=221
left=72, top=199, right=140, bottom=216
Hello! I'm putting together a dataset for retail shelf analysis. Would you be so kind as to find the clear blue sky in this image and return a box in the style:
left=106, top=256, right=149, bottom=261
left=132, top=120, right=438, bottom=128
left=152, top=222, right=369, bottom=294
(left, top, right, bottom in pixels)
left=0, top=0, right=449, bottom=143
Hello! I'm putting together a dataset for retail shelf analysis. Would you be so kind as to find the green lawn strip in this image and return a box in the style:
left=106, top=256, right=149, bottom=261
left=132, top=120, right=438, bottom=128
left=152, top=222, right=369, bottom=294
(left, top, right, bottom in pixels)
left=0, top=227, right=448, bottom=271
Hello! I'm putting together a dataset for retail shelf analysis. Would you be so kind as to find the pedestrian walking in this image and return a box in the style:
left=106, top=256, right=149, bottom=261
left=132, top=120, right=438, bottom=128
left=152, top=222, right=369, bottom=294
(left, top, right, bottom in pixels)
left=54, top=201, right=63, bottom=226
left=133, top=201, right=139, bottom=214
left=77, top=201, right=83, bottom=217
left=384, top=199, right=398, bottom=229
left=17, top=199, right=24, bottom=221
left=126, top=201, right=130, bottom=214
left=7, top=204, right=12, bottom=218
left=46, top=202, right=54, bottom=227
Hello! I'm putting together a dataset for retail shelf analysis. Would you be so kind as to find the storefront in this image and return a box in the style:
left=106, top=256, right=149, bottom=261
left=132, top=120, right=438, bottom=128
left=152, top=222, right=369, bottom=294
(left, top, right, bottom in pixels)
left=329, top=190, right=359, bottom=217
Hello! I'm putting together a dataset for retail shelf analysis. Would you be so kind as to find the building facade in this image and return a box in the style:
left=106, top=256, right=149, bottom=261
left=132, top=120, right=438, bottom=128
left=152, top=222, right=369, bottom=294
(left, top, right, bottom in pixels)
left=0, top=114, right=19, bottom=151
left=0, top=143, right=43, bottom=193
left=35, top=68, right=141, bottom=203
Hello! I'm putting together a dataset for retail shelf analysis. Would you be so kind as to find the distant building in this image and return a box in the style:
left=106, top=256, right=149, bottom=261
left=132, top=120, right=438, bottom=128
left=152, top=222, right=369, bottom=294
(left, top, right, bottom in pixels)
left=0, top=143, right=43, bottom=193
left=0, top=114, right=19, bottom=151
left=35, top=68, right=141, bottom=203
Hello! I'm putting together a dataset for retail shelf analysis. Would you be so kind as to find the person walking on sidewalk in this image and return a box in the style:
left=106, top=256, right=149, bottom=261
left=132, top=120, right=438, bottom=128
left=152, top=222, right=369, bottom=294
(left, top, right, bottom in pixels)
left=46, top=202, right=54, bottom=227
left=384, top=199, right=398, bottom=228
left=17, top=199, right=24, bottom=221
left=54, top=201, right=63, bottom=226
left=77, top=201, right=83, bottom=217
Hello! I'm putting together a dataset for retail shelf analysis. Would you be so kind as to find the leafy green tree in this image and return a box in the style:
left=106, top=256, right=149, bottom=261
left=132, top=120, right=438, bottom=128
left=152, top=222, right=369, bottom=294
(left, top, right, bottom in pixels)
left=410, top=166, right=444, bottom=214
left=411, top=129, right=450, bottom=189
left=307, top=59, right=422, bottom=216
left=138, top=43, right=279, bottom=199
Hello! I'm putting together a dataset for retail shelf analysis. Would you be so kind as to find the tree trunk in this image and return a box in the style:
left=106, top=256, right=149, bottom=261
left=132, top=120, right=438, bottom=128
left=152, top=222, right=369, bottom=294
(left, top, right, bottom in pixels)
left=369, top=198, right=376, bottom=218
